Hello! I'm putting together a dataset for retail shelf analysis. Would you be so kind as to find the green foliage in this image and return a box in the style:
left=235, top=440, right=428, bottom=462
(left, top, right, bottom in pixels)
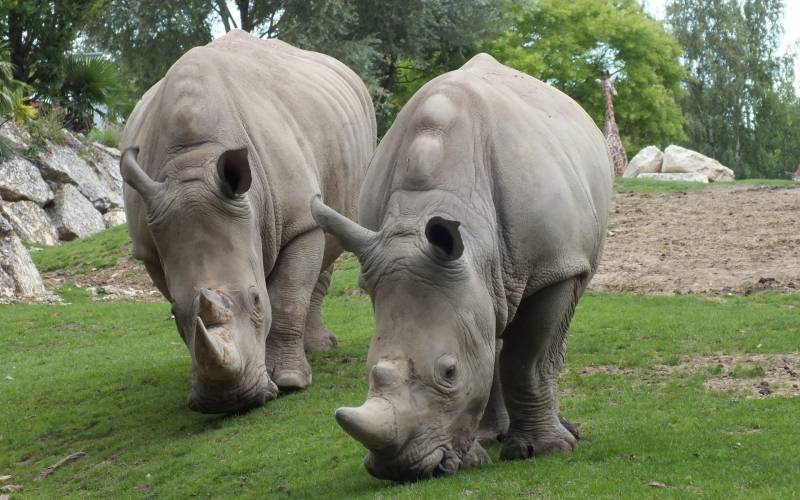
left=22, top=106, right=67, bottom=158
left=59, top=55, right=120, bottom=133
left=0, top=43, right=36, bottom=125
left=88, top=126, right=122, bottom=149
left=30, top=224, right=130, bottom=274
left=2, top=284, right=800, bottom=496
left=667, top=0, right=800, bottom=178
left=0, top=134, right=14, bottom=162
left=488, top=0, right=686, bottom=155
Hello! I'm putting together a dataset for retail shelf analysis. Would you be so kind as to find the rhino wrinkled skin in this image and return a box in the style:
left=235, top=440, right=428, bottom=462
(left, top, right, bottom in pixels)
left=121, top=30, right=376, bottom=413
left=313, top=53, right=612, bottom=481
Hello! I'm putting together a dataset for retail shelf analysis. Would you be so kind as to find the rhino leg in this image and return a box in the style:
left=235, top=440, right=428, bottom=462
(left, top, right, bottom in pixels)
left=265, top=229, right=325, bottom=391
left=499, top=278, right=581, bottom=461
left=303, top=265, right=338, bottom=352
left=477, top=338, right=509, bottom=446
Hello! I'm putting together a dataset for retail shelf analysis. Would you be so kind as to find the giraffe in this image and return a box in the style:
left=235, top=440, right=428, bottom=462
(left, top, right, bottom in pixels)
left=793, top=165, right=800, bottom=181
left=596, top=73, right=627, bottom=177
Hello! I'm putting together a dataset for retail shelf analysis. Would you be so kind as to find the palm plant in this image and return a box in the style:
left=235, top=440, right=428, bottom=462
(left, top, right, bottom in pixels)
left=59, top=54, right=119, bottom=133
left=0, top=44, right=37, bottom=126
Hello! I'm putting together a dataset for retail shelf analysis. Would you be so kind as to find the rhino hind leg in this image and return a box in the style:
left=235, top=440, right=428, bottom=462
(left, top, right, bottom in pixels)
left=498, top=278, right=582, bottom=461
left=303, top=265, right=338, bottom=352
left=265, top=230, right=325, bottom=391
left=477, top=338, right=509, bottom=446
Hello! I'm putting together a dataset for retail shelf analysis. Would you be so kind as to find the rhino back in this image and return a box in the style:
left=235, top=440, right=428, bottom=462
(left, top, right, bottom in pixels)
left=123, top=30, right=375, bottom=253
left=359, top=53, right=611, bottom=305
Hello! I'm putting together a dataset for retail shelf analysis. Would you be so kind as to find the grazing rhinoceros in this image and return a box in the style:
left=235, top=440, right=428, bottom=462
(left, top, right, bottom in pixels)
left=312, top=53, right=612, bottom=480
left=121, top=30, right=376, bottom=413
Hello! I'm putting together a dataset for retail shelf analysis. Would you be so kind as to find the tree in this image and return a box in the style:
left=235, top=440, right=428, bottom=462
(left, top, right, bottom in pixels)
left=59, top=55, right=120, bottom=133
left=0, top=0, right=103, bottom=96
left=488, top=0, right=686, bottom=156
left=667, top=0, right=800, bottom=178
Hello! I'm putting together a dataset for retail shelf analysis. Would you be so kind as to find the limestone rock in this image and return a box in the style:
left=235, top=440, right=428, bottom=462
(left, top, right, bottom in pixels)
left=0, top=122, right=32, bottom=150
left=103, top=209, right=127, bottom=228
left=0, top=201, right=58, bottom=245
left=0, top=157, right=54, bottom=205
left=37, top=142, right=123, bottom=212
left=48, top=184, right=105, bottom=240
left=662, top=145, right=735, bottom=182
left=623, top=146, right=663, bottom=178
left=93, top=142, right=121, bottom=158
left=638, top=172, right=709, bottom=183
left=0, top=230, right=47, bottom=300
left=89, top=147, right=124, bottom=194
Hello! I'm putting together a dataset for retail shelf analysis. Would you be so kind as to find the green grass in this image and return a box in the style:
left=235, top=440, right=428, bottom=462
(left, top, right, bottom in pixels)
left=28, top=224, right=131, bottom=274
left=615, top=177, right=798, bottom=193
left=1, top=259, right=799, bottom=498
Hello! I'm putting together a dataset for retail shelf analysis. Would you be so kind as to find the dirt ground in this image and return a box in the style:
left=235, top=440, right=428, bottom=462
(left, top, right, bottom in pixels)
left=590, top=185, right=800, bottom=294
left=44, top=184, right=800, bottom=300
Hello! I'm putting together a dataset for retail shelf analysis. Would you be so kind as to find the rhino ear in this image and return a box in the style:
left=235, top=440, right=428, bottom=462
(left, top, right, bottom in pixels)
left=425, top=216, right=464, bottom=260
left=217, top=147, right=251, bottom=197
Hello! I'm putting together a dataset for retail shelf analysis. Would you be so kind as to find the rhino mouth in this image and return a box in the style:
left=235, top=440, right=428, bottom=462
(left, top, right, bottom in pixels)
left=187, top=365, right=277, bottom=414
left=365, top=444, right=465, bottom=482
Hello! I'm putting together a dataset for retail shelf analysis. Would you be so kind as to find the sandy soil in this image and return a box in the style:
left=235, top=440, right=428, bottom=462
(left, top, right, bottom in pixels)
left=590, top=185, right=800, bottom=294
left=42, top=184, right=800, bottom=300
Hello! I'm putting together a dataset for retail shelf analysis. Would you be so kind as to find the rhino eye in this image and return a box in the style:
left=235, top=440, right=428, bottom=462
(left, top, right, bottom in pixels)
left=435, top=354, right=458, bottom=388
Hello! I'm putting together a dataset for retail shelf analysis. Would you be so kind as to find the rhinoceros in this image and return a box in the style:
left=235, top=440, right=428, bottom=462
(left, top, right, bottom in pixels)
left=120, top=30, right=376, bottom=413
left=312, top=53, right=612, bottom=480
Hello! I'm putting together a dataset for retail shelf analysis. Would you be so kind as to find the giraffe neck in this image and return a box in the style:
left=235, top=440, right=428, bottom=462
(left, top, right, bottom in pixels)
left=602, top=86, right=618, bottom=133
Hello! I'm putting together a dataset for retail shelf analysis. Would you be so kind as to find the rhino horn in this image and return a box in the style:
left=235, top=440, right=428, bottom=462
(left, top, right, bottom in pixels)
left=198, top=288, right=231, bottom=326
left=335, top=397, right=398, bottom=451
left=193, top=317, right=241, bottom=379
left=310, top=195, right=377, bottom=258
left=120, top=147, right=164, bottom=202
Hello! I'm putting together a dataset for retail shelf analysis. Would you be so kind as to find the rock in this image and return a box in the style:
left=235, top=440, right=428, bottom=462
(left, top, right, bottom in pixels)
left=93, top=142, right=121, bottom=158
left=0, top=122, right=32, bottom=150
left=37, top=142, right=123, bottom=212
left=88, top=148, right=124, bottom=194
left=0, top=213, right=13, bottom=235
left=0, top=201, right=59, bottom=245
left=623, top=146, right=663, bottom=178
left=638, top=172, right=709, bottom=183
left=662, top=145, right=735, bottom=182
left=0, top=157, right=54, bottom=205
left=47, top=184, right=105, bottom=240
left=103, top=209, right=127, bottom=228
left=0, top=231, right=47, bottom=300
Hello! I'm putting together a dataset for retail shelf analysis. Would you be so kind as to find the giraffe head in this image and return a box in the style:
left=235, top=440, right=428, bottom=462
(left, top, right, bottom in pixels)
left=596, top=73, right=618, bottom=96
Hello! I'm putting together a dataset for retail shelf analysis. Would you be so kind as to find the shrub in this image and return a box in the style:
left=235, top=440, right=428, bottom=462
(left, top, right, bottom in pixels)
left=88, top=126, right=122, bottom=149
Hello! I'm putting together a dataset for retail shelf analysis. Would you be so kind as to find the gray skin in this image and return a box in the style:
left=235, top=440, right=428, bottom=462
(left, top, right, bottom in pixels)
left=312, top=53, right=611, bottom=481
left=121, top=30, right=376, bottom=413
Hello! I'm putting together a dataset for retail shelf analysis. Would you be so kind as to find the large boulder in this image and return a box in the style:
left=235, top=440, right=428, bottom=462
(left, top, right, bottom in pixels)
left=0, top=157, right=54, bottom=205
left=0, top=122, right=32, bottom=150
left=623, top=146, right=663, bottom=178
left=37, top=142, right=123, bottom=212
left=47, top=184, right=105, bottom=240
left=662, top=145, right=735, bottom=182
left=0, top=214, right=47, bottom=301
left=88, top=147, right=124, bottom=196
left=638, top=172, right=709, bottom=183
left=0, top=200, right=59, bottom=245
left=103, top=208, right=127, bottom=228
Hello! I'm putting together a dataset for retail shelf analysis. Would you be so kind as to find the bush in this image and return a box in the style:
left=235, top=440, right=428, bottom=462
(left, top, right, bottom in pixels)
left=88, top=126, right=122, bottom=149
left=23, top=106, right=67, bottom=159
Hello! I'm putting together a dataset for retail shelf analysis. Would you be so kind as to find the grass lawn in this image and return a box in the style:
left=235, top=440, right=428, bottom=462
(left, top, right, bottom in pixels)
left=2, top=230, right=799, bottom=498
left=614, top=177, right=798, bottom=193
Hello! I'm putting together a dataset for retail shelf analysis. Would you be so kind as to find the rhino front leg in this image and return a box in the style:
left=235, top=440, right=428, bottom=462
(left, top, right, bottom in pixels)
left=303, top=265, right=339, bottom=352
left=265, top=229, right=325, bottom=391
left=499, top=278, right=582, bottom=461
left=477, top=338, right=509, bottom=445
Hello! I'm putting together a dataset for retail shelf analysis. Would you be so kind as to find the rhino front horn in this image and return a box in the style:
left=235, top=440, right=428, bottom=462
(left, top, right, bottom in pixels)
left=193, top=317, right=241, bottom=379
left=335, top=397, right=398, bottom=451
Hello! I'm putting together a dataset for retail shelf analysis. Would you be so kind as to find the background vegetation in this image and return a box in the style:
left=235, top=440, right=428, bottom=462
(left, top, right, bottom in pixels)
left=1, top=0, right=798, bottom=177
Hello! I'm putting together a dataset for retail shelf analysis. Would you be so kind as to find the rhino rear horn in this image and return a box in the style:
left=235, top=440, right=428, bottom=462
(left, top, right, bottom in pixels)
left=310, top=195, right=377, bottom=258
left=120, top=147, right=164, bottom=202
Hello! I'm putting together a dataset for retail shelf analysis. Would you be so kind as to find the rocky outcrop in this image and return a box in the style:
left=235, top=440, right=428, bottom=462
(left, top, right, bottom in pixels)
left=38, top=143, right=123, bottom=212
left=661, top=145, right=735, bottom=182
left=0, top=157, right=54, bottom=205
left=638, top=172, right=709, bottom=183
left=0, top=213, right=48, bottom=301
left=48, top=184, right=106, bottom=240
left=623, top=146, right=663, bottom=178
left=624, top=144, right=736, bottom=182
left=0, top=201, right=59, bottom=245
left=103, top=209, right=127, bottom=228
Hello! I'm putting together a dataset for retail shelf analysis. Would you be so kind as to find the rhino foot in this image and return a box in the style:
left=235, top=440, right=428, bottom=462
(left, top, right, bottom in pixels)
left=500, top=424, right=577, bottom=461
left=558, top=414, right=580, bottom=441
left=273, top=370, right=312, bottom=392
left=304, top=326, right=338, bottom=353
